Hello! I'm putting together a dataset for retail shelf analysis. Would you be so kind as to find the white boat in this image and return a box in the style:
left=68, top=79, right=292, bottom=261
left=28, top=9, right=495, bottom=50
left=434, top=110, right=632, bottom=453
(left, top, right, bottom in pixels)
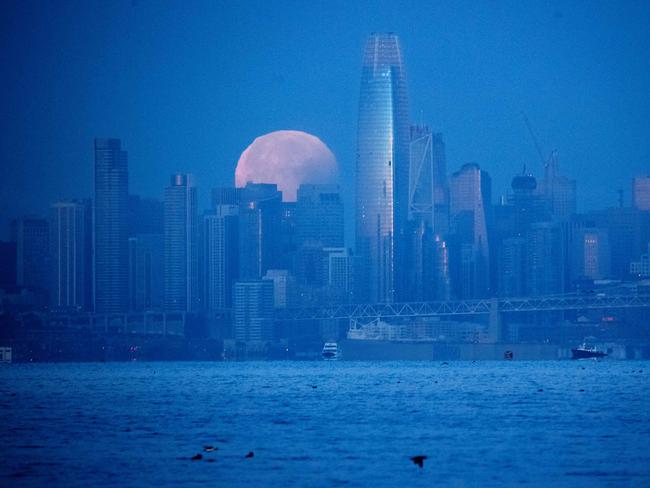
left=322, top=342, right=340, bottom=360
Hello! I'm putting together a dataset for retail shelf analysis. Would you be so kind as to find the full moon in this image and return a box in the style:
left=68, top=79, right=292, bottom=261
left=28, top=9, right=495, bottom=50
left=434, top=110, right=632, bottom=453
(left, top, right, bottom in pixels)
left=235, top=130, right=338, bottom=201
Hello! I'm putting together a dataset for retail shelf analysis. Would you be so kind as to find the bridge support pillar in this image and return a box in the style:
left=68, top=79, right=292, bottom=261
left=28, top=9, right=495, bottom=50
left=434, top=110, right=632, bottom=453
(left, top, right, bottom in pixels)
left=488, top=298, right=502, bottom=343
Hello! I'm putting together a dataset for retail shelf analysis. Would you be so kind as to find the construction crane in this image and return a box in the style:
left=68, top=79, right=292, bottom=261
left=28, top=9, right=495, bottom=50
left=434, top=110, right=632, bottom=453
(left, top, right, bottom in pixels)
left=521, top=111, right=546, bottom=167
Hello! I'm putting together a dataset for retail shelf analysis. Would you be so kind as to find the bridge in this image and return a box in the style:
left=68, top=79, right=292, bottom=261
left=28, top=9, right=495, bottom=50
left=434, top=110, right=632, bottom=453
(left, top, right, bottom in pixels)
left=274, top=293, right=650, bottom=321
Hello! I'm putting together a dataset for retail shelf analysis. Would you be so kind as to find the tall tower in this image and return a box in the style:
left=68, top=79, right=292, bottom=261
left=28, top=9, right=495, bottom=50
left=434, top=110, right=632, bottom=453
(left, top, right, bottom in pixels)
left=94, top=138, right=128, bottom=313
left=164, top=174, right=199, bottom=312
left=356, top=33, right=410, bottom=303
left=50, top=200, right=91, bottom=310
left=203, top=205, right=239, bottom=311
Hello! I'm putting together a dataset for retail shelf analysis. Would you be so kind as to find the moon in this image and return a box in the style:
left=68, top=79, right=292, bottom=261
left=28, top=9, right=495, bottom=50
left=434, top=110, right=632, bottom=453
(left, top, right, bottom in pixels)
left=235, top=130, right=338, bottom=201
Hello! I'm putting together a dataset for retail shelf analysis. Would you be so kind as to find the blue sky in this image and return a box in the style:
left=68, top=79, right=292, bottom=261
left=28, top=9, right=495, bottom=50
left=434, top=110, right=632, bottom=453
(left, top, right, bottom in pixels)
left=1, top=0, right=649, bottom=240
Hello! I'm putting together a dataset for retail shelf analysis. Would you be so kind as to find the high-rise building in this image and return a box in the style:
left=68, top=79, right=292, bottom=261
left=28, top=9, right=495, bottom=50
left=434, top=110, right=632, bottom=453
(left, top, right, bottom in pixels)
left=94, top=138, right=129, bottom=313
left=211, top=186, right=241, bottom=208
left=406, top=126, right=451, bottom=301
left=0, top=241, right=17, bottom=289
left=356, top=33, right=410, bottom=303
left=14, top=217, right=50, bottom=296
left=203, top=205, right=239, bottom=311
left=323, top=247, right=354, bottom=304
left=537, top=151, right=576, bottom=222
left=526, top=221, right=565, bottom=296
left=50, top=200, right=92, bottom=310
left=128, top=195, right=163, bottom=236
left=573, top=229, right=610, bottom=280
left=128, top=234, right=163, bottom=311
left=263, top=269, right=296, bottom=309
left=408, top=125, right=435, bottom=228
left=633, top=176, right=650, bottom=211
left=295, top=184, right=344, bottom=249
left=232, top=280, right=274, bottom=342
left=164, top=174, right=199, bottom=312
left=449, top=163, right=492, bottom=297
left=238, top=183, right=283, bottom=279
left=432, top=132, right=450, bottom=236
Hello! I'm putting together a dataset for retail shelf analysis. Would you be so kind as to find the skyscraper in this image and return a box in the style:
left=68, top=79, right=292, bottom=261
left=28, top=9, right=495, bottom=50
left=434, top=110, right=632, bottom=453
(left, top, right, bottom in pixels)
left=295, top=184, right=344, bottom=249
left=537, top=151, right=576, bottom=222
left=50, top=200, right=91, bottom=310
left=164, top=174, right=199, bottom=312
left=94, top=138, right=128, bottom=314
left=449, top=163, right=492, bottom=297
left=203, top=205, right=239, bottom=311
left=238, top=183, right=283, bottom=280
left=233, top=280, right=274, bottom=342
left=14, top=217, right=50, bottom=297
left=356, top=33, right=410, bottom=303
left=633, top=176, right=650, bottom=211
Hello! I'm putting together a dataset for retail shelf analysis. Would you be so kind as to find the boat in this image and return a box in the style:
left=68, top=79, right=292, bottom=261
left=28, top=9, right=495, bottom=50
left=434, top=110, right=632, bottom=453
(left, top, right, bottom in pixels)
left=322, top=342, right=339, bottom=360
left=571, top=343, right=607, bottom=360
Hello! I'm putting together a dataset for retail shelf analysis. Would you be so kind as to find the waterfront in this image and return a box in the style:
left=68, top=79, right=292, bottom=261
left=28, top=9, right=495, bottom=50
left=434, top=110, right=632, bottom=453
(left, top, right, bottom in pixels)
left=2, top=361, right=650, bottom=486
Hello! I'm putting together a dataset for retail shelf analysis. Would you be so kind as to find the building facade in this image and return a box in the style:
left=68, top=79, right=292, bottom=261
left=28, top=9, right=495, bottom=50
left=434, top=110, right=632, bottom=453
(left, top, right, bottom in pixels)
left=233, top=280, right=274, bottom=342
left=94, top=138, right=129, bottom=313
left=50, top=200, right=91, bottom=310
left=355, top=33, right=410, bottom=303
left=164, top=174, right=199, bottom=312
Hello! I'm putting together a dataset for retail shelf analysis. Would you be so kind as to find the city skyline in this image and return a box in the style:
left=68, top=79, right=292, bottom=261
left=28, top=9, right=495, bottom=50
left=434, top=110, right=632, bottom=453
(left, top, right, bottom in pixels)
left=2, top=1, right=650, bottom=242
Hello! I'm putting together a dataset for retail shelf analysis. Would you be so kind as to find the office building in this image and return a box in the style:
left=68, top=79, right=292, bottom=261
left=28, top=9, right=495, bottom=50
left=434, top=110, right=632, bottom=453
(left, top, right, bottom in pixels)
left=633, top=176, right=650, bottom=211
left=233, top=280, right=274, bottom=342
left=128, top=234, right=163, bottom=311
left=203, top=205, right=239, bottom=311
left=238, top=183, right=283, bottom=279
left=295, top=184, right=344, bottom=249
left=449, top=163, right=492, bottom=297
left=50, top=200, right=91, bottom=310
left=356, top=33, right=410, bottom=303
left=14, top=217, right=50, bottom=296
left=94, top=138, right=129, bottom=313
left=537, top=151, right=576, bottom=222
left=164, top=174, right=199, bottom=312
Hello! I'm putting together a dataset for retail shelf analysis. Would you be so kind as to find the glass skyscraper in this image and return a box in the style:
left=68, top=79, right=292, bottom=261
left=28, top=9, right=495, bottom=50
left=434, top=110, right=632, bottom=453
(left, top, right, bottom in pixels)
left=164, top=174, right=199, bottom=312
left=94, top=138, right=128, bottom=314
left=355, top=33, right=410, bottom=303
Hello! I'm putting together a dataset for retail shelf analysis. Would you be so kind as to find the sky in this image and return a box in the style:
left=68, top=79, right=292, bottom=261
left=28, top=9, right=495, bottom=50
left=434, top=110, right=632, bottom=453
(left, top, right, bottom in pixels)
left=1, top=0, right=649, bottom=241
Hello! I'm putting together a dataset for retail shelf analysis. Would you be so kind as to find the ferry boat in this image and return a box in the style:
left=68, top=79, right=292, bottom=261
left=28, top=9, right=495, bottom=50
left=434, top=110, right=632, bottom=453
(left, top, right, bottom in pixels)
left=322, top=342, right=339, bottom=360
left=571, top=343, right=607, bottom=360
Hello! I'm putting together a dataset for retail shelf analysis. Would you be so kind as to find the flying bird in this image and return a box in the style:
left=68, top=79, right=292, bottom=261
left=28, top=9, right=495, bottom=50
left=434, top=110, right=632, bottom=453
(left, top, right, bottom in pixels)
left=411, top=455, right=427, bottom=468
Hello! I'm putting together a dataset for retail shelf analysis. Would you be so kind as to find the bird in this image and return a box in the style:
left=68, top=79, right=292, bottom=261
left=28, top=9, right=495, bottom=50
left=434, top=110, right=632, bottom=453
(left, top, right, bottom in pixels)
left=191, top=453, right=203, bottom=461
left=245, top=451, right=254, bottom=458
left=538, top=389, right=544, bottom=392
left=310, top=385, right=318, bottom=389
left=203, top=446, right=218, bottom=452
left=411, top=455, right=427, bottom=468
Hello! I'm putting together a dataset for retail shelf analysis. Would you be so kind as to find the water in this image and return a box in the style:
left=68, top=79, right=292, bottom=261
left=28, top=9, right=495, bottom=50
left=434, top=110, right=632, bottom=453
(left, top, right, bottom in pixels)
left=1, top=361, right=649, bottom=487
